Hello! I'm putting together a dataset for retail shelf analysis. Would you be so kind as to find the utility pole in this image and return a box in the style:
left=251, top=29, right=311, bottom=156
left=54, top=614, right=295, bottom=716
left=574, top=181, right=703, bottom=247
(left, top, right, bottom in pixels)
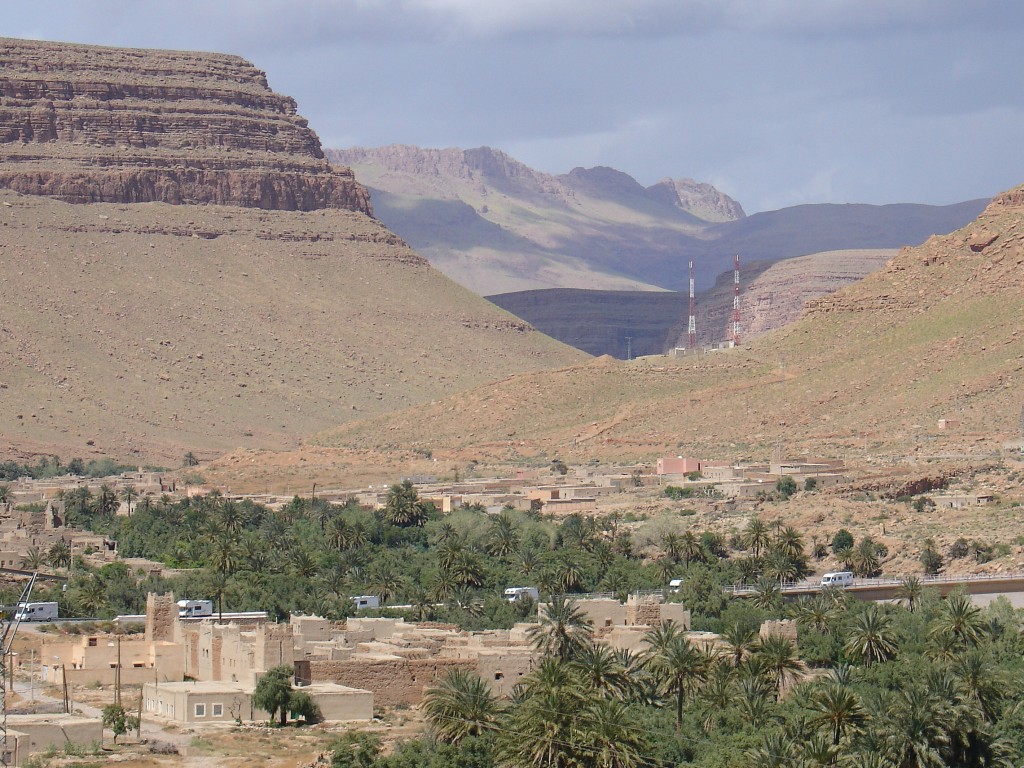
left=625, top=336, right=632, bottom=361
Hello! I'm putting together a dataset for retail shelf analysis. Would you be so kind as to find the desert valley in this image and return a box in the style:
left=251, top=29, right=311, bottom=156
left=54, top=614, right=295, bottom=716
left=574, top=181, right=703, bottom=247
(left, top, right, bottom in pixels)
left=1, top=26, right=1023, bottom=768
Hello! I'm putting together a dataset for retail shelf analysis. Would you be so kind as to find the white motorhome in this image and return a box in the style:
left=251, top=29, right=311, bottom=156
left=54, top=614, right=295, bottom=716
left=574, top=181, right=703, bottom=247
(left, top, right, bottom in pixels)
left=15, top=601, right=59, bottom=622
left=177, top=599, right=214, bottom=618
left=503, top=587, right=539, bottom=603
left=352, top=595, right=380, bottom=611
left=820, top=571, right=854, bottom=588
left=668, top=578, right=684, bottom=593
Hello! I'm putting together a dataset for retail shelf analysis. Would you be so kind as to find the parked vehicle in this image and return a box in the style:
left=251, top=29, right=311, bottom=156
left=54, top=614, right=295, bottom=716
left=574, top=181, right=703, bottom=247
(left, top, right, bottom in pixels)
left=177, top=599, right=214, bottom=618
left=503, top=587, right=540, bottom=602
left=668, top=578, right=684, bottom=593
left=820, top=571, right=854, bottom=588
left=352, top=595, right=380, bottom=611
left=15, top=601, right=59, bottom=622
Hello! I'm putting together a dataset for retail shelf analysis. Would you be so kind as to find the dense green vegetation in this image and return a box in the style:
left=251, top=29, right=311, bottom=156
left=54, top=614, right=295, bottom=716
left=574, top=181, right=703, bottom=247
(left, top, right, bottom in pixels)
left=332, top=590, right=1024, bottom=768
left=0, top=455, right=153, bottom=481
left=46, top=483, right=828, bottom=626
left=26, top=481, right=1024, bottom=766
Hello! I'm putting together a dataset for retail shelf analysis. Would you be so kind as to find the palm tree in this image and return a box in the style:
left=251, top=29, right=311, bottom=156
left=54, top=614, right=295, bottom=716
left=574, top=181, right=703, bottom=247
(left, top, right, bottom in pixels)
left=570, top=642, right=629, bottom=700
left=422, top=668, right=503, bottom=744
left=681, top=530, right=704, bottom=566
left=755, top=635, right=806, bottom=697
left=752, top=577, right=782, bottom=610
left=952, top=649, right=1006, bottom=723
left=120, top=484, right=137, bottom=516
left=744, top=516, right=771, bottom=557
left=810, top=682, right=869, bottom=745
left=23, top=546, right=45, bottom=570
left=896, top=575, right=924, bottom=613
left=0, top=484, right=10, bottom=505
left=95, top=484, right=119, bottom=517
left=662, top=532, right=683, bottom=563
left=527, top=597, right=594, bottom=661
left=844, top=605, right=898, bottom=666
left=367, top=563, right=404, bottom=605
left=74, top=575, right=108, bottom=617
left=47, top=538, right=72, bottom=569
left=698, top=661, right=737, bottom=733
left=383, top=480, right=428, bottom=527
left=498, top=657, right=583, bottom=768
left=790, top=595, right=836, bottom=635
left=744, top=731, right=793, bottom=768
left=723, top=622, right=759, bottom=666
left=448, top=549, right=485, bottom=589
left=880, top=687, right=952, bottom=768
left=485, top=512, right=520, bottom=557
left=290, top=547, right=319, bottom=580
left=554, top=551, right=586, bottom=593
left=929, top=593, right=985, bottom=650
left=576, top=697, right=649, bottom=768
left=644, top=627, right=708, bottom=730
left=775, top=526, right=805, bottom=562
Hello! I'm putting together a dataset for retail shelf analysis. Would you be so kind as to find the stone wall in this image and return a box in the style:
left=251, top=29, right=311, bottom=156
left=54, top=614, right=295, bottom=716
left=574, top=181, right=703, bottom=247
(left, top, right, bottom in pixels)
left=298, top=657, right=472, bottom=707
left=760, top=619, right=798, bottom=645
left=145, top=592, right=177, bottom=643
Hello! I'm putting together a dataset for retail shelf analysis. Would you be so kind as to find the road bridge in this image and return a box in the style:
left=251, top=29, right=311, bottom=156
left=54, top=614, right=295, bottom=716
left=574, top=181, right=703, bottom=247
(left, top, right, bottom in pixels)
left=726, top=572, right=1024, bottom=602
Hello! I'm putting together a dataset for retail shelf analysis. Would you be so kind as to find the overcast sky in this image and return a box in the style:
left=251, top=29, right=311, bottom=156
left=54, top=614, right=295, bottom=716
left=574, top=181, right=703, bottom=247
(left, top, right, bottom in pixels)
left=7, top=1, right=1024, bottom=212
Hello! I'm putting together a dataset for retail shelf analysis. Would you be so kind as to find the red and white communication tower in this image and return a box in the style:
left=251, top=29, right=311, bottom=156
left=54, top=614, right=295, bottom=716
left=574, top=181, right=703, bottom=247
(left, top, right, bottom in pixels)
left=730, top=254, right=742, bottom=346
left=687, top=259, right=697, bottom=350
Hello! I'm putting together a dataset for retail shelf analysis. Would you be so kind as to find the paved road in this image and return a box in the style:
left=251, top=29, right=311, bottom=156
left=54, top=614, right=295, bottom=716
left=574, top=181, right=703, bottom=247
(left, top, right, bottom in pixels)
left=727, top=572, right=1024, bottom=602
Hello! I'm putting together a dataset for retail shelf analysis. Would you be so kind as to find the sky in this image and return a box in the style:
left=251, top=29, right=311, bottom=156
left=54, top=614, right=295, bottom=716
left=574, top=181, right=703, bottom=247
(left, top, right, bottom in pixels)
left=6, top=1, right=1024, bottom=213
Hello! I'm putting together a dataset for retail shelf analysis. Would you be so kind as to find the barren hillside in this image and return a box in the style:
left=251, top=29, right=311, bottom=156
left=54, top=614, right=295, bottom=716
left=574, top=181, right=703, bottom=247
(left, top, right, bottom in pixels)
left=301, top=186, right=1024, bottom=471
left=488, top=249, right=898, bottom=358
left=0, top=39, right=584, bottom=463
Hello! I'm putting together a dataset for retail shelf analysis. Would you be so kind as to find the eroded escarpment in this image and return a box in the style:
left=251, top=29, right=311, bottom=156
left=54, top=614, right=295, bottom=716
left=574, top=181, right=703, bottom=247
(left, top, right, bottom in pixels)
left=0, top=38, right=371, bottom=213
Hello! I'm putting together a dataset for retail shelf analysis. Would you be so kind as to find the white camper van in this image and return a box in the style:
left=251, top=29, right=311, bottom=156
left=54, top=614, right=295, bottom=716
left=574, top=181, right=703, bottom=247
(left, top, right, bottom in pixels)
left=352, top=595, right=380, bottom=611
left=668, top=578, right=685, bottom=593
left=177, top=599, right=214, bottom=618
left=15, top=602, right=59, bottom=622
left=503, top=587, right=540, bottom=603
left=820, top=571, right=854, bottom=588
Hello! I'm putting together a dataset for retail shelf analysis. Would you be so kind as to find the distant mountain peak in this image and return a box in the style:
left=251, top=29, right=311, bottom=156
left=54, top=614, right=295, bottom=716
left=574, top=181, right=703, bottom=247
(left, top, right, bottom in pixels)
left=648, top=178, right=746, bottom=222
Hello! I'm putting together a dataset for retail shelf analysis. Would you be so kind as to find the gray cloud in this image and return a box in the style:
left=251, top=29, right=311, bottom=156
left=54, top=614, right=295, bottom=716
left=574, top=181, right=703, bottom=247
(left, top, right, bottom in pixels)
left=6, top=1, right=1024, bottom=211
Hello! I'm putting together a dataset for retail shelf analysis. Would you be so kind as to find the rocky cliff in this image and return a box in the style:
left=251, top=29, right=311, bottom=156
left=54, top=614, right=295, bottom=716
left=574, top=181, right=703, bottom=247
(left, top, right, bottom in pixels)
left=0, top=38, right=370, bottom=212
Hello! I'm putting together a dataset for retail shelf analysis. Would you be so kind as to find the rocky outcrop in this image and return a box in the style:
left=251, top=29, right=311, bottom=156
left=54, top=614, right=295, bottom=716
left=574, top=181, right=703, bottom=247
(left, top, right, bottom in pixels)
left=648, top=177, right=746, bottom=222
left=0, top=38, right=371, bottom=213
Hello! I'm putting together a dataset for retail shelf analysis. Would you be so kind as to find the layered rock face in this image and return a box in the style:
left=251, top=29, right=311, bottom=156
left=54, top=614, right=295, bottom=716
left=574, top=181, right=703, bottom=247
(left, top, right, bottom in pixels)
left=0, top=38, right=370, bottom=212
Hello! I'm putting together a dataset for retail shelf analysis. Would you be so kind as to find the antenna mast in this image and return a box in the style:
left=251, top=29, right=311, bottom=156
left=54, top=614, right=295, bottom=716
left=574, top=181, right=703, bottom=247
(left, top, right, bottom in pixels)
left=687, top=260, right=697, bottom=350
left=2, top=573, right=37, bottom=765
left=731, top=254, right=742, bottom=346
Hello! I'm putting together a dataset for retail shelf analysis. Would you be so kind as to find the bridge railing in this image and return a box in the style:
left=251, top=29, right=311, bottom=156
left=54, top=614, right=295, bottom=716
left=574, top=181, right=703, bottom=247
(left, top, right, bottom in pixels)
left=724, top=571, right=1024, bottom=596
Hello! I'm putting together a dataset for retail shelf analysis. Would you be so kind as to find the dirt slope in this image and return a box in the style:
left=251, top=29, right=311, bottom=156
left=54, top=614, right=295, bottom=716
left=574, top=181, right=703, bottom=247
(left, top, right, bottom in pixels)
left=302, top=185, right=1024, bottom=470
left=0, top=191, right=583, bottom=464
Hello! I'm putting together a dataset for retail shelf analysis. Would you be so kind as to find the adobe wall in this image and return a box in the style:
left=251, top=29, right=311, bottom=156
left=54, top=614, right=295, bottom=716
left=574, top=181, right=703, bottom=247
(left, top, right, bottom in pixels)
left=255, top=624, right=295, bottom=673
left=7, top=715, right=102, bottom=758
left=299, top=657, right=472, bottom=707
left=574, top=599, right=628, bottom=628
left=659, top=604, right=691, bottom=629
left=760, top=619, right=798, bottom=645
left=145, top=592, right=178, bottom=642
left=626, top=595, right=662, bottom=626
left=475, top=650, right=535, bottom=697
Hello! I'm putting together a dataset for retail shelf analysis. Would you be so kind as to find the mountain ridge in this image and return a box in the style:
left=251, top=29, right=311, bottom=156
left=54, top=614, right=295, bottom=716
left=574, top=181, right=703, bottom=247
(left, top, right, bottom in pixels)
left=328, top=144, right=987, bottom=296
left=294, top=183, right=1024, bottom=479
left=0, top=39, right=585, bottom=463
